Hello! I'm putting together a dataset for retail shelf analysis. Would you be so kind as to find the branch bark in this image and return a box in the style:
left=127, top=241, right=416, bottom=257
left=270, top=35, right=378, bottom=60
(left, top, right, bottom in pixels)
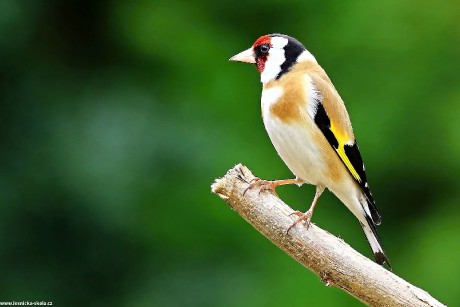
left=211, top=164, right=445, bottom=307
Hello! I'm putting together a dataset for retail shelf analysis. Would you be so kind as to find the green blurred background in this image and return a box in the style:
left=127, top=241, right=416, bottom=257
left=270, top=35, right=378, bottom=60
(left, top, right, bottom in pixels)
left=1, top=0, right=459, bottom=306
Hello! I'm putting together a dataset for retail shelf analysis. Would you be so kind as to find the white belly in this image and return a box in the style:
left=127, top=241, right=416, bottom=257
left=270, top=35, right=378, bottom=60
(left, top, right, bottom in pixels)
left=262, top=113, right=327, bottom=185
left=260, top=86, right=364, bottom=220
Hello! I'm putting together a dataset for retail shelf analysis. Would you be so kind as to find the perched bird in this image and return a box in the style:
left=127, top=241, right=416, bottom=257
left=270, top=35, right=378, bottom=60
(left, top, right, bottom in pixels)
left=229, top=34, right=390, bottom=268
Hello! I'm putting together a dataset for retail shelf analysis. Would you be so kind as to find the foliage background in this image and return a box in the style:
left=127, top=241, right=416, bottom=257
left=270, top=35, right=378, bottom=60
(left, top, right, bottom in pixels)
left=1, top=0, right=459, bottom=306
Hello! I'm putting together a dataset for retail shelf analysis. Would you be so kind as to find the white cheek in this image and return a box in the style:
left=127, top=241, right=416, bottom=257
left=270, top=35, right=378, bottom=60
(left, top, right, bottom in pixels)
left=260, top=50, right=285, bottom=83
left=260, top=37, right=289, bottom=84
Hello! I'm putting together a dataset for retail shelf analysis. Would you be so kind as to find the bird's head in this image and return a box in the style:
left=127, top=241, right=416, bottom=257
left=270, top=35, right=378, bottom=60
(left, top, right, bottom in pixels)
left=229, top=34, right=315, bottom=83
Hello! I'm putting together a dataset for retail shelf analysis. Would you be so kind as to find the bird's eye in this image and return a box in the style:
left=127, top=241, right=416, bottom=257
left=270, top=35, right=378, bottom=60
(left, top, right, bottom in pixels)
left=259, top=44, right=270, bottom=54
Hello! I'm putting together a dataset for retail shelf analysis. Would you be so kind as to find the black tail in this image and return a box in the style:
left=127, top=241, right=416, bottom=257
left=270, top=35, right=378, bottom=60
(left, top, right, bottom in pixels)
left=361, top=213, right=392, bottom=270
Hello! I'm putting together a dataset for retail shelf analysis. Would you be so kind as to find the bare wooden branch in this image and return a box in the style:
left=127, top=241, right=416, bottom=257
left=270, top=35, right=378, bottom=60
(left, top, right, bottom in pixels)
left=211, top=164, right=445, bottom=307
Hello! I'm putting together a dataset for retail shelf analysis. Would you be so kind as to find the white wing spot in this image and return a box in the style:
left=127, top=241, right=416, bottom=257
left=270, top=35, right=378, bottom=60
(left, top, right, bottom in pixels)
left=306, top=75, right=321, bottom=120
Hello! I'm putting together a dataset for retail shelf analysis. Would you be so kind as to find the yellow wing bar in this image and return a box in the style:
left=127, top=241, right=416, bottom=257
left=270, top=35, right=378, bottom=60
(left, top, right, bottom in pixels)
left=330, top=121, right=361, bottom=182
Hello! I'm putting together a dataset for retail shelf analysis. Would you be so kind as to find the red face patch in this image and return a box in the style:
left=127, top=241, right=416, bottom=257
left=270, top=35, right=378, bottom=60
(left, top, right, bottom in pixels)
left=252, top=35, right=271, bottom=48
left=252, top=35, right=272, bottom=73
left=256, top=56, right=267, bottom=73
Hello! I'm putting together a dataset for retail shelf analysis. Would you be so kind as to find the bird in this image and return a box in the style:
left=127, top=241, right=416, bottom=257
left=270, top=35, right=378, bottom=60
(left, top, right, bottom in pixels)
left=229, top=34, right=391, bottom=269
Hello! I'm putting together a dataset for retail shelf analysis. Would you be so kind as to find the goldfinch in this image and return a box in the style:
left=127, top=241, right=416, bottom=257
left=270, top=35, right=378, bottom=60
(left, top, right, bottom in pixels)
left=230, top=34, right=391, bottom=268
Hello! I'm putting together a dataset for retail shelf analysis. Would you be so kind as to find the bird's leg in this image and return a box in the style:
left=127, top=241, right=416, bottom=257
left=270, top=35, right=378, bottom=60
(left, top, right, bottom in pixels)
left=243, top=177, right=301, bottom=197
left=287, top=185, right=325, bottom=233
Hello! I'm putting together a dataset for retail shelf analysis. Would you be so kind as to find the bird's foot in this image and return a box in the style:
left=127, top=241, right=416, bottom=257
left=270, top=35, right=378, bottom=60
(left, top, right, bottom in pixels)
left=243, top=177, right=279, bottom=197
left=287, top=209, right=313, bottom=234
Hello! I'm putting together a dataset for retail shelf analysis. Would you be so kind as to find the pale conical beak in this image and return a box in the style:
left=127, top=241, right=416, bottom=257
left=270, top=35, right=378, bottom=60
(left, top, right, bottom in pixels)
left=229, top=47, right=256, bottom=64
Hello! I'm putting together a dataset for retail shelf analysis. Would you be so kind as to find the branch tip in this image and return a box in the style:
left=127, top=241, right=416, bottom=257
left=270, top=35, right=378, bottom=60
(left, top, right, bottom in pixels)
left=211, top=163, right=446, bottom=307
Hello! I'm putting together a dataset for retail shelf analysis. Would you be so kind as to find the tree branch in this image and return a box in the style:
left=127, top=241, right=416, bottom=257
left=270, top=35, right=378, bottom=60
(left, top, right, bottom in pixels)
left=211, top=164, right=445, bottom=307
